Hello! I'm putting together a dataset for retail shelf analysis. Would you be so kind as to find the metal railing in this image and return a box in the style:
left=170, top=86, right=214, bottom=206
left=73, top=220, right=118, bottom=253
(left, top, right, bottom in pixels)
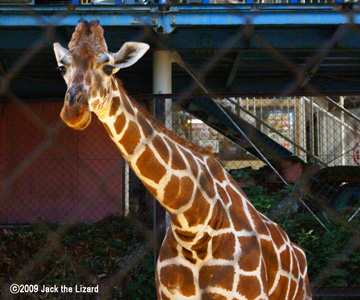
left=226, top=96, right=360, bottom=166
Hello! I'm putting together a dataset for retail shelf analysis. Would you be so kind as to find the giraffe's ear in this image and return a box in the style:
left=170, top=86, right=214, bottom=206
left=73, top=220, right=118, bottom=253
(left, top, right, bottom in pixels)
left=53, top=43, right=69, bottom=65
left=112, top=42, right=149, bottom=69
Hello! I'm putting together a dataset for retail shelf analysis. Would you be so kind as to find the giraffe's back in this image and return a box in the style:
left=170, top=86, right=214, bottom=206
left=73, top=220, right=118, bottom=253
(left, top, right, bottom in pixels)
left=156, top=195, right=312, bottom=300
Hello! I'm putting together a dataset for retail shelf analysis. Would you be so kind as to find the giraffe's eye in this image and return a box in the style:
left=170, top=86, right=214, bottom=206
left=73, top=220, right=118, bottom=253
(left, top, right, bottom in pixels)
left=57, top=65, right=67, bottom=76
left=103, top=65, right=115, bottom=76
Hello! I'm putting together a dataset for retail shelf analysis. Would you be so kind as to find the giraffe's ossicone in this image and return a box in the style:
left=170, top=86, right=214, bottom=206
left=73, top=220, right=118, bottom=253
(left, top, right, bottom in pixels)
left=54, top=19, right=312, bottom=300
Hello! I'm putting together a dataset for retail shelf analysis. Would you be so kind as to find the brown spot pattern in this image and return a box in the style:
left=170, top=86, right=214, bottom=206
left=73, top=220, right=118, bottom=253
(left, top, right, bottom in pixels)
left=137, top=113, right=154, bottom=138
left=111, top=77, right=118, bottom=91
left=305, top=274, right=312, bottom=297
left=109, top=96, right=120, bottom=117
left=163, top=176, right=194, bottom=210
left=287, top=279, right=297, bottom=300
left=238, top=235, right=261, bottom=272
left=94, top=73, right=103, bottom=90
left=280, top=247, right=291, bottom=273
left=152, top=135, right=169, bottom=164
left=216, top=184, right=230, bottom=205
left=269, top=224, right=286, bottom=250
left=261, top=239, right=278, bottom=290
left=182, top=247, right=196, bottom=264
left=160, top=265, right=196, bottom=297
left=119, top=120, right=141, bottom=155
left=206, top=156, right=226, bottom=182
left=175, top=228, right=196, bottom=243
left=136, top=145, right=166, bottom=184
left=293, top=277, right=305, bottom=300
left=208, top=201, right=231, bottom=230
left=159, top=230, right=179, bottom=262
left=167, top=139, right=187, bottom=170
left=248, top=205, right=268, bottom=235
left=183, top=190, right=210, bottom=227
left=227, top=186, right=252, bottom=232
left=260, top=259, right=268, bottom=293
left=114, top=113, right=126, bottom=135
left=202, top=293, right=227, bottom=300
left=199, top=163, right=216, bottom=198
left=171, top=215, right=182, bottom=228
left=199, top=265, right=234, bottom=291
left=212, top=233, right=235, bottom=260
left=291, top=250, right=300, bottom=278
left=270, top=275, right=289, bottom=299
left=183, top=150, right=199, bottom=178
left=279, top=226, right=289, bottom=243
left=293, top=246, right=307, bottom=275
left=123, top=97, right=135, bottom=116
left=237, top=275, right=261, bottom=300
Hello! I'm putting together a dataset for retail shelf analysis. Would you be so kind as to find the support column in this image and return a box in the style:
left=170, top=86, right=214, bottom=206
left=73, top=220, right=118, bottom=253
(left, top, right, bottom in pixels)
left=153, top=50, right=172, bottom=130
left=152, top=50, right=172, bottom=261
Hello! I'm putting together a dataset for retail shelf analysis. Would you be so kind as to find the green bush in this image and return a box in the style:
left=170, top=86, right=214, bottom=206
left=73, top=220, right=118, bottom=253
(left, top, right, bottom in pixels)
left=0, top=215, right=156, bottom=299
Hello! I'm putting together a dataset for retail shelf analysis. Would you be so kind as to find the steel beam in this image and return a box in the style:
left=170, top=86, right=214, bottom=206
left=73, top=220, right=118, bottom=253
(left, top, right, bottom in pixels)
left=299, top=24, right=352, bottom=88
left=1, top=5, right=359, bottom=33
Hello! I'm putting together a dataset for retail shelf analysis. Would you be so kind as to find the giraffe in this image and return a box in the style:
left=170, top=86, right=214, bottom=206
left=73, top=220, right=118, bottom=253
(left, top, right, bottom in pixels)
left=53, top=19, right=312, bottom=300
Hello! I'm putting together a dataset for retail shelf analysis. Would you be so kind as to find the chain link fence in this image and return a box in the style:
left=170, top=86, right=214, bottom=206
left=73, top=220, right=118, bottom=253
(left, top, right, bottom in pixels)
left=1, top=1, right=360, bottom=299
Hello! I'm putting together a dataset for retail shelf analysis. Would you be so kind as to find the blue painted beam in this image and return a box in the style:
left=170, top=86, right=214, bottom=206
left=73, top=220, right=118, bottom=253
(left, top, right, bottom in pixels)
left=0, top=5, right=358, bottom=33
left=0, top=6, right=155, bottom=27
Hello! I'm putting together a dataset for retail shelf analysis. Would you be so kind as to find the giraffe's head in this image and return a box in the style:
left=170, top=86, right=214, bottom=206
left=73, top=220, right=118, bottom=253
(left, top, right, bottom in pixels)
left=53, top=19, right=149, bottom=130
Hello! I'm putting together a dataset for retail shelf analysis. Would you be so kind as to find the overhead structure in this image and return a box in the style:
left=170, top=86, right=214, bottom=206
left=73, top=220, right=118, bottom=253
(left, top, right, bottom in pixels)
left=1, top=2, right=360, bottom=99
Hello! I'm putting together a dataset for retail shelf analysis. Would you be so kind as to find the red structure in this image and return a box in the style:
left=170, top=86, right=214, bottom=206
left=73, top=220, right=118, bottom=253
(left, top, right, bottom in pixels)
left=0, top=102, right=123, bottom=224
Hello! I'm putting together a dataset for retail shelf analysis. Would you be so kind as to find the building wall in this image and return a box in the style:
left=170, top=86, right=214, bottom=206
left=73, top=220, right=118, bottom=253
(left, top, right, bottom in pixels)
left=0, top=102, right=123, bottom=224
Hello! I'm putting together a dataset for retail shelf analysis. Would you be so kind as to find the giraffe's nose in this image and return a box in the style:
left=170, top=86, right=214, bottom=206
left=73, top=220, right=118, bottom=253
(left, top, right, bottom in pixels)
left=66, top=87, right=83, bottom=106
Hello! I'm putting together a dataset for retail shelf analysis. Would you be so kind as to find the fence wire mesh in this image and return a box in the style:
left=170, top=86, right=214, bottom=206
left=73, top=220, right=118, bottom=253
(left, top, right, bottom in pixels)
left=1, top=2, right=360, bottom=300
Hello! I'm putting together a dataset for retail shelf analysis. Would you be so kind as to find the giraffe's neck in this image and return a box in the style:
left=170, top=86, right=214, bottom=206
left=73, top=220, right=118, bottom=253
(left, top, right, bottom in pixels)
left=95, top=78, right=216, bottom=227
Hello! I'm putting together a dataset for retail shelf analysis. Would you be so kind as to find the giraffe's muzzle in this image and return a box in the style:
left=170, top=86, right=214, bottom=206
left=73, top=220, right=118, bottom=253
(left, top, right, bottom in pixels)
left=60, top=103, right=92, bottom=130
left=61, top=86, right=92, bottom=130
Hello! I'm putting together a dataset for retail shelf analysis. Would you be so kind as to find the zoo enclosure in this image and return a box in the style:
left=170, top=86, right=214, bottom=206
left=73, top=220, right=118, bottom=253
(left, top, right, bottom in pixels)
left=1, top=1, right=360, bottom=299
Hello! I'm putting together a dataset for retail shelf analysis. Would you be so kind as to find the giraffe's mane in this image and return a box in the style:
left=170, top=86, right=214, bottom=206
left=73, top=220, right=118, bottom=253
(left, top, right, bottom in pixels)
left=115, top=79, right=213, bottom=157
